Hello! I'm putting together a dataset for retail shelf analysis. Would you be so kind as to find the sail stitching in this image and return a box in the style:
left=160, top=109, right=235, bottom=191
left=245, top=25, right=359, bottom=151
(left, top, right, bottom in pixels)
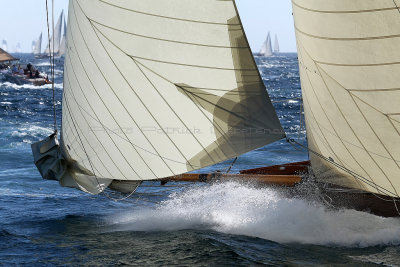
left=318, top=67, right=400, bottom=163
left=314, top=62, right=399, bottom=196
left=71, top=0, right=205, bottom=170
left=297, top=47, right=367, bottom=190
left=89, top=19, right=244, bottom=164
left=297, top=41, right=379, bottom=191
left=68, top=5, right=153, bottom=179
left=295, top=25, right=400, bottom=42
left=293, top=1, right=399, bottom=14
left=64, top=66, right=131, bottom=179
left=98, top=0, right=241, bottom=26
left=91, top=20, right=248, bottom=49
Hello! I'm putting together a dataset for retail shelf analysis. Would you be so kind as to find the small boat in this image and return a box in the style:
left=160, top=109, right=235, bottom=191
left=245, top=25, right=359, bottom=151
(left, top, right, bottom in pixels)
left=2, top=72, right=51, bottom=86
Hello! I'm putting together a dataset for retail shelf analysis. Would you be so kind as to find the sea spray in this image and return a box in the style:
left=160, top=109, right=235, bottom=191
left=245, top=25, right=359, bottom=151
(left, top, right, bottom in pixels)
left=109, top=181, right=400, bottom=247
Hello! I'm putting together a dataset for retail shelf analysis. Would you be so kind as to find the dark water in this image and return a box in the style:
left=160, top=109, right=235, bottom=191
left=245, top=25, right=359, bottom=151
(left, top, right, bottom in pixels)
left=1, top=53, right=399, bottom=266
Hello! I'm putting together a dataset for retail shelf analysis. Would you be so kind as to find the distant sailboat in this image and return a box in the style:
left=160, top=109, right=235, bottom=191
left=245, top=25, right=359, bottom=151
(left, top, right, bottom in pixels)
left=45, top=10, right=64, bottom=56
left=33, top=33, right=43, bottom=57
left=58, top=16, right=67, bottom=58
left=273, top=34, right=280, bottom=54
left=15, top=43, right=22, bottom=53
left=259, top=32, right=273, bottom=57
left=32, top=0, right=400, bottom=217
left=2, top=40, right=8, bottom=52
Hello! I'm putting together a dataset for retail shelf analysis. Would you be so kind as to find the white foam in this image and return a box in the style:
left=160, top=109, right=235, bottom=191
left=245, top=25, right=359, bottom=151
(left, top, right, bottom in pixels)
left=109, top=182, right=400, bottom=247
left=0, top=81, right=63, bottom=90
left=11, top=125, right=53, bottom=141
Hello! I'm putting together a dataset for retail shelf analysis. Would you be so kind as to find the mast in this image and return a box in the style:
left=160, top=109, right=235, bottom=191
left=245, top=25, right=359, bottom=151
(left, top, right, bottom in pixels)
left=273, top=34, right=279, bottom=54
left=57, top=0, right=284, bottom=193
left=292, top=0, right=400, bottom=197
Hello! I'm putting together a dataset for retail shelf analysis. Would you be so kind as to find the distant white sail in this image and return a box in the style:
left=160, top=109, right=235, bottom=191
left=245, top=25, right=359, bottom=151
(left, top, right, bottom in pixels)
left=45, top=10, right=64, bottom=55
left=59, top=16, right=67, bottom=57
left=15, top=43, right=22, bottom=53
left=273, top=34, right=279, bottom=54
left=2, top=40, right=8, bottom=52
left=34, top=33, right=42, bottom=55
left=59, top=0, right=284, bottom=193
left=260, top=32, right=273, bottom=57
left=292, top=0, right=400, bottom=197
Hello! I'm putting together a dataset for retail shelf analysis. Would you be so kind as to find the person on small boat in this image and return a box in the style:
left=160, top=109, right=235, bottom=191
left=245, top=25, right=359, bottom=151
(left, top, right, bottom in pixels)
left=12, top=65, right=18, bottom=73
left=19, top=67, right=24, bottom=75
left=35, top=70, right=40, bottom=78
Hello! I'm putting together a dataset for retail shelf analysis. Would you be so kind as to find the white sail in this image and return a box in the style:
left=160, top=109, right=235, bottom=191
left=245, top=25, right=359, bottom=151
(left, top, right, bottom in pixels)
left=273, top=34, right=279, bottom=54
left=60, top=0, right=284, bottom=193
left=2, top=40, right=8, bottom=52
left=260, top=32, right=273, bottom=57
left=32, top=41, right=36, bottom=53
left=45, top=10, right=64, bottom=55
left=59, top=17, right=67, bottom=57
left=292, top=0, right=400, bottom=197
left=34, top=33, right=42, bottom=55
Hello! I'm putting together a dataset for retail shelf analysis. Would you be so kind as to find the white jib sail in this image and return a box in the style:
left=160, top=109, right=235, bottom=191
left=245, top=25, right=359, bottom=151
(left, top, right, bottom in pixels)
left=45, top=10, right=64, bottom=55
left=61, top=0, right=284, bottom=193
left=273, top=34, right=279, bottom=54
left=292, top=0, right=400, bottom=197
left=260, top=32, right=273, bottom=57
left=34, top=33, right=42, bottom=55
left=59, top=17, right=67, bottom=57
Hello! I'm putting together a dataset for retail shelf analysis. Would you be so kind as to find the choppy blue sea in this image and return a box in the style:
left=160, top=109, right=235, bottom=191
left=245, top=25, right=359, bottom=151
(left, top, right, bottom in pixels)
left=1, top=53, right=400, bottom=266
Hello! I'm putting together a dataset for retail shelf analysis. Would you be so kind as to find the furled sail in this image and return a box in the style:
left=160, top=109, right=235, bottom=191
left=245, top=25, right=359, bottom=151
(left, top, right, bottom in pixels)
left=34, top=33, right=42, bottom=55
left=292, top=0, right=400, bottom=197
left=45, top=10, right=64, bottom=55
left=273, top=34, right=279, bottom=54
left=59, top=17, right=67, bottom=57
left=59, top=0, right=284, bottom=193
left=0, top=48, right=17, bottom=62
left=260, top=32, right=273, bottom=57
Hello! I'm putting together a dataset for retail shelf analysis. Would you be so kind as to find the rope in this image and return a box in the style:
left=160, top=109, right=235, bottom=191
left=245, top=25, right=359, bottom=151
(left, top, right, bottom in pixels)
left=45, top=0, right=57, bottom=134
left=225, top=157, right=238, bottom=173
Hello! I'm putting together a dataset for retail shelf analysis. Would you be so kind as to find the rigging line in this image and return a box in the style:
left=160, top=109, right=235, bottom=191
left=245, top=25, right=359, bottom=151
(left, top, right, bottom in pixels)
left=51, top=0, right=56, bottom=133
left=297, top=41, right=391, bottom=192
left=225, top=157, right=238, bottom=174
left=64, top=70, right=130, bottom=179
left=393, top=0, right=400, bottom=14
left=91, top=20, right=248, bottom=49
left=45, top=0, right=56, bottom=133
left=71, top=2, right=187, bottom=174
left=287, top=138, right=398, bottom=197
left=98, top=0, right=241, bottom=26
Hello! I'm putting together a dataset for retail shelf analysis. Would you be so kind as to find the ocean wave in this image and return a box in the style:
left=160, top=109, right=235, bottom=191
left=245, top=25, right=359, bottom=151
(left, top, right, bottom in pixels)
left=0, top=81, right=63, bottom=90
left=108, top=182, right=400, bottom=247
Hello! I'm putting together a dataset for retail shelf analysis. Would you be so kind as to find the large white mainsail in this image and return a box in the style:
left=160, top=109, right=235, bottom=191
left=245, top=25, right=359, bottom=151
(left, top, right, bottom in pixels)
left=47, top=0, right=285, bottom=194
left=292, top=0, right=400, bottom=197
left=260, top=32, right=273, bottom=57
left=34, top=33, right=42, bottom=55
left=45, top=10, right=64, bottom=55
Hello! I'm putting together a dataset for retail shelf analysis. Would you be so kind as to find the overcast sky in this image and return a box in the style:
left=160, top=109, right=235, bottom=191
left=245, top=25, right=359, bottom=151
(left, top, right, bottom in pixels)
left=0, top=0, right=296, bottom=53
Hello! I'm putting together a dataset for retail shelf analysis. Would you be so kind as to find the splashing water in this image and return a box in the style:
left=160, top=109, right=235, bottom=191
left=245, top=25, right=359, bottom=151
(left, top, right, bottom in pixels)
left=109, top=182, right=400, bottom=247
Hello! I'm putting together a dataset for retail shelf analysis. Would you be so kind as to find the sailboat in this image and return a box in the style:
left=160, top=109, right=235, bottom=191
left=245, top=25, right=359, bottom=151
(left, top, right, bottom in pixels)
left=33, top=33, right=45, bottom=58
left=2, top=40, right=8, bottom=52
left=58, top=16, right=67, bottom=58
left=32, top=0, right=400, bottom=217
left=44, top=10, right=64, bottom=57
left=273, top=34, right=279, bottom=54
left=259, top=32, right=273, bottom=57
